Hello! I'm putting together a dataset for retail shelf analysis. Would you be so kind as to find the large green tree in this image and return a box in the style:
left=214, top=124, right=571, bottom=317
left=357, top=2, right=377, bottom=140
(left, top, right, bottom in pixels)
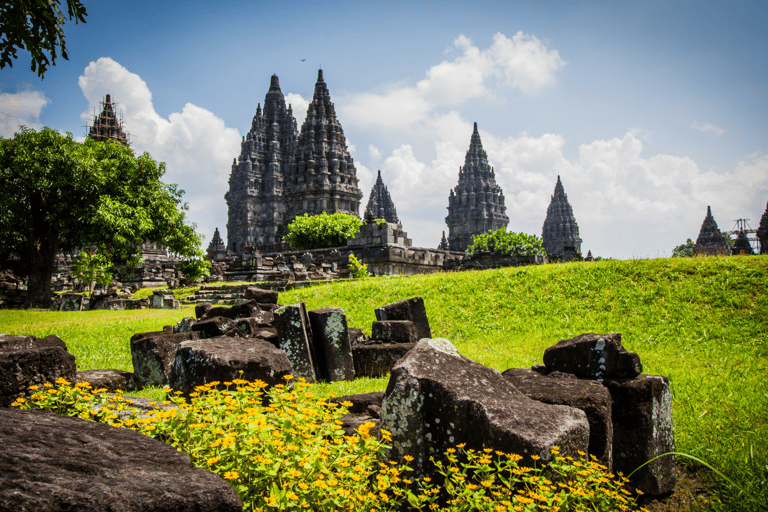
left=0, top=0, right=87, bottom=78
left=0, top=127, right=206, bottom=308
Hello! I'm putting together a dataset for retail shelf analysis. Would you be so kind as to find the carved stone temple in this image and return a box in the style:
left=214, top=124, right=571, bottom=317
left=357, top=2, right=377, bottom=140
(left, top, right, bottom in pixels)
left=225, top=70, right=363, bottom=254
left=445, top=123, right=509, bottom=252
left=693, top=206, right=730, bottom=256
left=758, top=201, right=768, bottom=254
left=87, top=94, right=129, bottom=146
left=541, top=176, right=582, bottom=259
left=364, top=171, right=399, bottom=223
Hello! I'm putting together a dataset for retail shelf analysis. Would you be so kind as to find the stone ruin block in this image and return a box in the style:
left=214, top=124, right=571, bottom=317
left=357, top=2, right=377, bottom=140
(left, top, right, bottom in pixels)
left=0, top=334, right=66, bottom=351
left=308, top=307, right=355, bottom=382
left=0, top=345, right=77, bottom=407
left=502, top=368, right=613, bottom=470
left=371, top=320, right=416, bottom=343
left=375, top=296, right=431, bottom=340
left=191, top=316, right=238, bottom=338
left=168, top=337, right=291, bottom=398
left=194, top=303, right=212, bottom=320
left=543, top=332, right=642, bottom=380
left=273, top=303, right=318, bottom=382
left=75, top=369, right=135, bottom=392
left=59, top=292, right=89, bottom=311
left=381, top=338, right=589, bottom=478
left=352, top=340, right=415, bottom=378
left=173, top=317, right=196, bottom=334
left=130, top=331, right=200, bottom=389
left=604, top=375, right=676, bottom=495
left=150, top=290, right=179, bottom=309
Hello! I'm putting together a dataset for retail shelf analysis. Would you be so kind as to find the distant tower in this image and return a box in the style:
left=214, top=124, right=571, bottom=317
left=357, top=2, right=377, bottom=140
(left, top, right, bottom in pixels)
left=445, top=123, right=509, bottom=252
left=541, top=175, right=582, bottom=258
left=284, top=69, right=363, bottom=224
left=88, top=94, right=129, bottom=146
left=225, top=74, right=298, bottom=253
left=758, top=201, right=768, bottom=254
left=364, top=171, right=399, bottom=224
left=693, top=206, right=730, bottom=256
left=732, top=231, right=754, bottom=255
left=438, top=231, right=449, bottom=251
left=206, top=227, right=228, bottom=261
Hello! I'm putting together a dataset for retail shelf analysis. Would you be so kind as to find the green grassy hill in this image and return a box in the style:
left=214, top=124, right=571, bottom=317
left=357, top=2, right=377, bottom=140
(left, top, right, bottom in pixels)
left=2, top=256, right=766, bottom=510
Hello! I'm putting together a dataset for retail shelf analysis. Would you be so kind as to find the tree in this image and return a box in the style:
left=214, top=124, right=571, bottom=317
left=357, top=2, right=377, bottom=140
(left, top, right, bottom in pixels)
left=0, top=127, right=206, bottom=308
left=672, top=238, right=695, bottom=258
left=0, top=0, right=87, bottom=78
left=284, top=212, right=362, bottom=250
left=466, top=228, right=546, bottom=257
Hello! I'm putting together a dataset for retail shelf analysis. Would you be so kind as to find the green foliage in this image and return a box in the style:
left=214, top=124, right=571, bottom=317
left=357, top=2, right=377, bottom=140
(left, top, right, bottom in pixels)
left=69, top=250, right=112, bottom=296
left=0, top=127, right=205, bottom=307
left=672, top=238, right=695, bottom=257
left=348, top=253, right=370, bottom=279
left=0, top=0, right=87, bottom=78
left=284, top=212, right=362, bottom=250
left=467, top=228, right=546, bottom=257
left=177, top=258, right=211, bottom=283
left=13, top=377, right=641, bottom=512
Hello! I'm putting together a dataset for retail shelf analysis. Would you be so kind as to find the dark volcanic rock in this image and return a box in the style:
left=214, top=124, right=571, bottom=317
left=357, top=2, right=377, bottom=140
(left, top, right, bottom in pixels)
left=308, top=307, right=355, bottom=381
left=543, top=332, right=642, bottom=380
left=375, top=297, right=432, bottom=341
left=0, top=334, right=67, bottom=351
left=0, top=408, right=242, bottom=512
left=273, top=303, right=318, bottom=382
left=195, top=302, right=213, bottom=320
left=75, top=369, right=134, bottom=392
left=371, top=320, right=416, bottom=343
left=0, top=347, right=77, bottom=407
left=330, top=392, right=385, bottom=414
left=192, top=316, right=238, bottom=338
left=245, top=287, right=279, bottom=304
left=130, top=331, right=201, bottom=389
left=381, top=338, right=589, bottom=477
left=169, top=337, right=292, bottom=397
left=352, top=340, right=415, bottom=378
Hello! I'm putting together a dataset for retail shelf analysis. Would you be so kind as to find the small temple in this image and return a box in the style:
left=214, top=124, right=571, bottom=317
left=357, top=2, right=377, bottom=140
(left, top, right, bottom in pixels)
left=541, top=176, right=582, bottom=259
left=364, top=171, right=399, bottom=224
left=757, top=201, right=768, bottom=255
left=87, top=94, right=129, bottom=146
left=445, top=123, right=509, bottom=252
left=693, top=206, right=730, bottom=256
left=206, top=228, right=227, bottom=261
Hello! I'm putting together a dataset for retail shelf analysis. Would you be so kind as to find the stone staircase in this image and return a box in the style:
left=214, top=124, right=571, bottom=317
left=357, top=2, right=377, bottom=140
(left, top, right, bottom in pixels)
left=181, top=283, right=280, bottom=306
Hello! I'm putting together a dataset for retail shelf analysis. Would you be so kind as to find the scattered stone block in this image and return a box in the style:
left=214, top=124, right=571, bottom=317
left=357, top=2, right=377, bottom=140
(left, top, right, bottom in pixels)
left=273, top=303, right=318, bottom=382
left=168, top=337, right=292, bottom=397
left=245, top=287, right=279, bottom=304
left=381, top=338, right=589, bottom=477
left=173, top=317, right=197, bottom=333
left=348, top=328, right=368, bottom=345
left=250, top=309, right=275, bottom=327
left=195, top=302, right=213, bottom=320
left=0, top=408, right=243, bottom=511
left=75, top=369, right=134, bottom=392
left=543, top=332, right=642, bottom=380
left=502, top=368, right=613, bottom=469
left=352, top=340, right=415, bottom=378
left=308, top=307, right=355, bottom=381
left=0, top=346, right=77, bottom=407
left=59, top=292, right=89, bottom=311
left=604, top=375, right=676, bottom=495
left=150, top=289, right=179, bottom=309
left=371, top=320, right=416, bottom=343
left=130, top=331, right=200, bottom=389
left=375, top=296, right=431, bottom=340
left=191, top=316, right=238, bottom=338
left=330, top=392, right=385, bottom=414
left=0, top=334, right=66, bottom=351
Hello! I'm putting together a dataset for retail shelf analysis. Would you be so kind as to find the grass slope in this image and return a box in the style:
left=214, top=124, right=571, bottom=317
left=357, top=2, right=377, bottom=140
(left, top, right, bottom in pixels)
left=1, top=256, right=766, bottom=510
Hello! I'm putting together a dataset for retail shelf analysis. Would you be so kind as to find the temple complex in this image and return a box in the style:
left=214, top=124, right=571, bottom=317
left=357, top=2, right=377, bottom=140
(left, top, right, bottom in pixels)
left=693, top=206, right=730, bottom=256
left=758, top=201, right=768, bottom=255
left=445, top=123, right=509, bottom=252
left=364, top=171, right=399, bottom=223
left=87, top=94, right=129, bottom=146
left=541, top=176, right=582, bottom=259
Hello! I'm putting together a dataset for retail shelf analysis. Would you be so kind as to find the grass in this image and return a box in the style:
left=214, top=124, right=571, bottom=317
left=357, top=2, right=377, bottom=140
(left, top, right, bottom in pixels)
left=1, top=256, right=766, bottom=510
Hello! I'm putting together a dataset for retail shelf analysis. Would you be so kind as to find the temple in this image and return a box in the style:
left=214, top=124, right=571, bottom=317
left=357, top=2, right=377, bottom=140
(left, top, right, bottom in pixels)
left=87, top=94, right=129, bottom=146
left=541, top=176, right=582, bottom=259
left=206, top=227, right=227, bottom=261
left=364, top=171, right=399, bottom=223
left=445, top=123, right=509, bottom=252
left=693, top=206, right=730, bottom=256
left=758, top=201, right=768, bottom=255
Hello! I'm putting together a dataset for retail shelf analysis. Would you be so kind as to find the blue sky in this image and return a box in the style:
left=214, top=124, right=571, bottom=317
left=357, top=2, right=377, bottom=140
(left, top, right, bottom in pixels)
left=1, top=0, right=766, bottom=258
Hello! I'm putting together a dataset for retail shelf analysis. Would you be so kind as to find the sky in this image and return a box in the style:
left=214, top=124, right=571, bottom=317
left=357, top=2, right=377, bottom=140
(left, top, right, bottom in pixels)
left=1, top=0, right=766, bottom=259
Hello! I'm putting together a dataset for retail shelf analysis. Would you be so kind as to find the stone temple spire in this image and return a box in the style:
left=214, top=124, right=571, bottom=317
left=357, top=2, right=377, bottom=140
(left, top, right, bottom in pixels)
left=693, top=206, right=730, bottom=256
left=445, top=123, right=509, bottom=252
left=225, top=74, right=298, bottom=253
left=542, top=175, right=582, bottom=258
left=88, top=94, right=129, bottom=146
left=364, top=170, right=399, bottom=224
left=757, top=200, right=768, bottom=254
left=206, top=227, right=227, bottom=261
left=285, top=69, right=363, bottom=224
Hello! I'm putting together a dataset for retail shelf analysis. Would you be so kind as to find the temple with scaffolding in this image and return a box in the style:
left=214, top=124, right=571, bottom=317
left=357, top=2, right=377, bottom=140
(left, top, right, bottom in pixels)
left=86, top=94, right=130, bottom=146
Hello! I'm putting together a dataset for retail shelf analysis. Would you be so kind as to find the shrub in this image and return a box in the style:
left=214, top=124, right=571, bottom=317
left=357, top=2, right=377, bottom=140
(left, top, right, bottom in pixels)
left=348, top=253, right=370, bottom=279
left=467, top=228, right=546, bottom=257
left=284, top=212, right=362, bottom=250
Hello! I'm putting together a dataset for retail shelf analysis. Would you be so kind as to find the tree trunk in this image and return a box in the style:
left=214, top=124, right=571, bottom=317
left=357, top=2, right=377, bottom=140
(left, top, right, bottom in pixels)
left=25, top=244, right=58, bottom=309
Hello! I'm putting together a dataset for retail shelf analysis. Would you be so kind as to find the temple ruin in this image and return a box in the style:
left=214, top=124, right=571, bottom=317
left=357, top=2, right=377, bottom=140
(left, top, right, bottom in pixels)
left=758, top=201, right=768, bottom=254
left=693, top=206, right=730, bottom=256
left=541, top=176, right=582, bottom=259
left=87, top=94, right=129, bottom=146
left=364, top=171, right=399, bottom=224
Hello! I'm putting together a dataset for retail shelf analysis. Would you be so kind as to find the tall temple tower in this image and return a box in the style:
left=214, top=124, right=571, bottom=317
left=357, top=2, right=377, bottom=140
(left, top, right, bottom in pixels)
left=225, top=75, right=299, bottom=253
left=541, top=176, right=582, bottom=258
left=693, top=206, right=730, bottom=256
left=88, top=94, right=129, bottom=146
left=284, top=69, right=363, bottom=224
left=364, top=171, right=399, bottom=223
left=757, top=200, right=768, bottom=254
left=445, top=123, right=509, bottom=252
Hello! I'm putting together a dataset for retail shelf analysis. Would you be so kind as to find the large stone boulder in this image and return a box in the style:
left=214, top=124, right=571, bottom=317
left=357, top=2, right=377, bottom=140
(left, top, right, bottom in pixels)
left=308, top=307, right=355, bottom=381
left=0, top=334, right=67, bottom=351
left=245, top=287, right=279, bottom=304
left=371, top=320, right=417, bottom=343
left=381, top=338, right=589, bottom=477
left=375, top=297, right=431, bottom=340
left=352, top=340, right=415, bottom=378
left=75, top=369, right=134, bottom=392
left=543, top=332, right=642, bottom=380
left=604, top=375, right=676, bottom=495
left=0, top=408, right=242, bottom=511
left=273, top=303, right=318, bottom=382
left=191, top=316, right=238, bottom=338
left=0, top=346, right=77, bottom=407
left=130, top=331, right=200, bottom=389
left=502, top=368, right=613, bottom=469
left=168, top=337, right=292, bottom=397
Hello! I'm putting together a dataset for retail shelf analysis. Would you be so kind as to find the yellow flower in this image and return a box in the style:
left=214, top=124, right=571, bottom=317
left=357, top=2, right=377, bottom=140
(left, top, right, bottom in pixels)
left=223, top=470, right=239, bottom=480
left=531, top=455, right=540, bottom=460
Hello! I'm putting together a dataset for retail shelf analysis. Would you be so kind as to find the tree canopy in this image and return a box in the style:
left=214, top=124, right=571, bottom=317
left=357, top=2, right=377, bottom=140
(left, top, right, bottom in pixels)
left=0, top=127, right=206, bottom=308
left=284, top=212, right=362, bottom=250
left=0, top=0, right=87, bottom=78
left=467, top=228, right=546, bottom=257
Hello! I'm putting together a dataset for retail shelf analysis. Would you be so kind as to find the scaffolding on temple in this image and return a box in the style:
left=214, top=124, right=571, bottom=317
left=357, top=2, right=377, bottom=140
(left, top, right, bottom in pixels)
left=726, top=219, right=759, bottom=254
left=85, top=94, right=130, bottom=146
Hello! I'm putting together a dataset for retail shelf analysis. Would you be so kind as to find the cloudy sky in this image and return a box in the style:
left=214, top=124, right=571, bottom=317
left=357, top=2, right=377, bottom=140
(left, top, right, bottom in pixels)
left=2, top=0, right=766, bottom=258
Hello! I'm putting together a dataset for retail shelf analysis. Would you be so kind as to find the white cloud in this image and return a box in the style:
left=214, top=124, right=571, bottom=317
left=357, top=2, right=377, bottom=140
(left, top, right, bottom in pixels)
left=78, top=57, right=241, bottom=243
left=691, top=120, right=725, bottom=136
left=285, top=92, right=309, bottom=128
left=0, top=90, right=49, bottom=137
left=369, top=144, right=382, bottom=161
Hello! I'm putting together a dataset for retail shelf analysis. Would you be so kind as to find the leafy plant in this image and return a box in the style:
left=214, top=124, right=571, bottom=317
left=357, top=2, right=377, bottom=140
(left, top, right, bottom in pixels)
left=671, top=238, right=695, bottom=257
left=467, top=228, right=546, bottom=257
left=284, top=212, right=362, bottom=250
left=177, top=258, right=211, bottom=283
left=348, top=253, right=370, bottom=279
left=70, top=250, right=113, bottom=296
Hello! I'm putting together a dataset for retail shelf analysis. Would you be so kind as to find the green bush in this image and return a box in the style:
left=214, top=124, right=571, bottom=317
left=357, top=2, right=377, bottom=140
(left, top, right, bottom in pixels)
left=348, top=253, right=370, bottom=279
left=672, top=238, right=695, bottom=257
left=284, top=212, right=362, bottom=250
left=467, top=228, right=546, bottom=257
